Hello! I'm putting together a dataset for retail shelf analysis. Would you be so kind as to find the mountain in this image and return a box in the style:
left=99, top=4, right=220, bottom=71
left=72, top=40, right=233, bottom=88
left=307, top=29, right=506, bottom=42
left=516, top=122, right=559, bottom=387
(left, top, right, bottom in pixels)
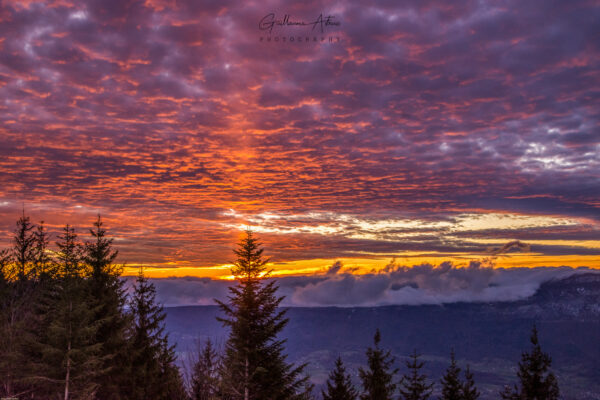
left=165, top=272, right=600, bottom=399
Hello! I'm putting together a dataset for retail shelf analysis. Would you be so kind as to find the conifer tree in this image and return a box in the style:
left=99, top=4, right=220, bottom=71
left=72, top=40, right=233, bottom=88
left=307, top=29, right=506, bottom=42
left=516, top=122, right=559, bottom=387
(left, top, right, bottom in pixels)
left=32, top=224, right=104, bottom=399
left=0, top=212, right=39, bottom=396
left=499, top=385, right=520, bottom=400
left=158, top=335, right=189, bottom=400
left=500, top=325, right=559, bottom=400
left=439, top=350, right=461, bottom=400
left=217, top=230, right=310, bottom=400
left=128, top=268, right=186, bottom=400
left=83, top=215, right=130, bottom=399
left=323, top=356, right=358, bottom=400
left=0, top=247, right=21, bottom=397
left=191, top=339, right=220, bottom=400
left=56, top=225, right=83, bottom=278
left=398, top=350, right=433, bottom=400
left=461, top=365, right=479, bottom=400
left=12, top=209, right=35, bottom=280
left=358, top=329, right=398, bottom=400
left=33, top=221, right=54, bottom=279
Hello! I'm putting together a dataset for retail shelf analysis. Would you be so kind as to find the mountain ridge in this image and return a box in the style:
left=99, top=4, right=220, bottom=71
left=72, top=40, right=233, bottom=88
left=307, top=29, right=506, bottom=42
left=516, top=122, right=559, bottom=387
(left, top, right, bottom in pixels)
left=165, top=272, right=600, bottom=399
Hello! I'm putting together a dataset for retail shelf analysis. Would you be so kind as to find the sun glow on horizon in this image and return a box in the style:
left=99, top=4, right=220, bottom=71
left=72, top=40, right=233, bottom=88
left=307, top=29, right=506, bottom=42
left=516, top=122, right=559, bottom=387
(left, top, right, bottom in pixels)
left=122, top=253, right=600, bottom=279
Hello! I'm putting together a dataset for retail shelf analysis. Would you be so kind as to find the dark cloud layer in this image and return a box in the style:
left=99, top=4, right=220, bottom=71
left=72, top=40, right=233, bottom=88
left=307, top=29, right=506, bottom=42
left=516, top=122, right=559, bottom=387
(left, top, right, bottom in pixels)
left=0, top=0, right=598, bottom=269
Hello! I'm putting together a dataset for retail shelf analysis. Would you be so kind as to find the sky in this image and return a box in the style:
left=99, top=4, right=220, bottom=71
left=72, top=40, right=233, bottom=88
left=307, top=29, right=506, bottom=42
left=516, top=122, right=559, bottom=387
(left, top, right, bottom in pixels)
left=0, top=0, right=599, bottom=289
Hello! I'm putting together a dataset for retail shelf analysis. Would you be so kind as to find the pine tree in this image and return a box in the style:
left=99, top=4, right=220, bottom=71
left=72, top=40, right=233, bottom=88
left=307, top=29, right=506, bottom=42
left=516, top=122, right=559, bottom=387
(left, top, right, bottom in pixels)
left=32, top=225, right=104, bottom=399
left=0, top=212, right=39, bottom=396
left=33, top=221, right=54, bottom=279
left=158, top=335, right=189, bottom=400
left=499, top=385, right=520, bottom=400
left=323, top=356, right=358, bottom=400
left=191, top=339, right=220, bottom=400
left=128, top=268, right=186, bottom=400
left=398, top=350, right=433, bottom=400
left=83, top=215, right=130, bottom=399
left=461, top=365, right=479, bottom=400
left=500, top=325, right=559, bottom=400
left=217, top=230, right=310, bottom=400
left=56, top=225, right=83, bottom=278
left=358, top=329, right=398, bottom=400
left=12, top=209, right=35, bottom=280
left=0, top=247, right=21, bottom=397
left=439, top=350, right=461, bottom=400
left=84, top=215, right=120, bottom=279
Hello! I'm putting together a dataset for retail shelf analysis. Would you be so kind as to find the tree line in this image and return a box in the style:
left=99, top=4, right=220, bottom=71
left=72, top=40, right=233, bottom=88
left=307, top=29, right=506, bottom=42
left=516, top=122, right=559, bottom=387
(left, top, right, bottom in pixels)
left=0, top=214, right=560, bottom=399
left=316, top=325, right=558, bottom=400
left=0, top=212, right=186, bottom=399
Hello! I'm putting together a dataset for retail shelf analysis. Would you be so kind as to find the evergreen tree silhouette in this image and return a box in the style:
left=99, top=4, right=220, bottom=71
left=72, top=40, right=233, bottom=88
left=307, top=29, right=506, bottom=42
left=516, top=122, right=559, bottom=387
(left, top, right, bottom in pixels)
left=191, top=339, right=220, bottom=400
left=32, top=224, right=104, bottom=400
left=500, top=325, right=559, bottom=400
left=323, top=356, right=358, bottom=400
left=128, top=268, right=186, bottom=399
left=358, top=329, right=398, bottom=400
left=398, top=350, right=433, bottom=400
left=33, top=221, right=54, bottom=279
left=217, top=230, right=310, bottom=400
left=461, top=365, right=479, bottom=400
left=0, top=238, right=24, bottom=396
left=0, top=213, right=47, bottom=396
left=83, top=215, right=130, bottom=399
left=439, top=350, right=461, bottom=400
left=12, top=209, right=35, bottom=281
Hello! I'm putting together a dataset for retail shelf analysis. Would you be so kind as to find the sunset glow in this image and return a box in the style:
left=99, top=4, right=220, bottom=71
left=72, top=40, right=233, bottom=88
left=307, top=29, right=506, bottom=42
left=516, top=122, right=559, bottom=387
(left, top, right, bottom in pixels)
left=0, top=1, right=598, bottom=277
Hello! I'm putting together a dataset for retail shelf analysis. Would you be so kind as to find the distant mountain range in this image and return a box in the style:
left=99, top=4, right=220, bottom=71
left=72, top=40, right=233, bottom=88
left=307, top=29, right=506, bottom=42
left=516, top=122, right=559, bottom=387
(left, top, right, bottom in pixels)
left=165, top=272, right=600, bottom=400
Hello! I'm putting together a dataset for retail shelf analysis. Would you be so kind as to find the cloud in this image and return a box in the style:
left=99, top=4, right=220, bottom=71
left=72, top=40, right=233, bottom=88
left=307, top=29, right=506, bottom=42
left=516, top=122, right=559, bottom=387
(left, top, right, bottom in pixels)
left=0, top=0, right=598, bottom=270
left=487, top=240, right=531, bottom=255
left=148, top=263, right=596, bottom=307
left=325, top=260, right=343, bottom=275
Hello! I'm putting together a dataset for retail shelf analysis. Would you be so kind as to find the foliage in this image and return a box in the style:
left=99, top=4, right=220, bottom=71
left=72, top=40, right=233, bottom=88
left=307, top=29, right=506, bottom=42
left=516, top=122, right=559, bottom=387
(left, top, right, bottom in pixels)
left=439, top=351, right=461, bottom=400
left=190, top=339, right=220, bottom=400
left=358, top=329, right=398, bottom=400
left=128, top=268, right=186, bottom=400
left=500, top=325, right=559, bottom=400
left=398, top=350, right=433, bottom=400
left=323, top=356, right=358, bottom=400
left=83, top=215, right=130, bottom=400
left=217, top=230, right=310, bottom=400
left=461, top=365, right=480, bottom=400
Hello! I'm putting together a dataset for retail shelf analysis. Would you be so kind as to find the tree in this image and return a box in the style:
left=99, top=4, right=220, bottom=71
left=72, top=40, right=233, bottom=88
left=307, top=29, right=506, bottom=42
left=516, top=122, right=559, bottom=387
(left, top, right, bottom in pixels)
left=33, top=221, right=54, bottom=279
left=56, top=224, right=83, bottom=278
left=190, top=339, right=220, bottom=400
left=128, top=268, right=186, bottom=400
left=439, top=351, right=461, bottom=400
left=83, top=215, right=130, bottom=399
left=398, top=350, right=433, bottom=400
left=157, top=336, right=189, bottom=400
left=499, top=385, right=520, bottom=400
left=500, top=325, right=559, bottom=400
left=32, top=224, right=104, bottom=400
left=323, top=356, right=358, bottom=400
left=84, top=215, right=120, bottom=279
left=0, top=246, right=23, bottom=397
left=12, top=209, right=35, bottom=280
left=217, top=230, right=310, bottom=400
left=0, top=212, right=39, bottom=397
left=461, top=365, right=479, bottom=400
left=358, top=329, right=398, bottom=400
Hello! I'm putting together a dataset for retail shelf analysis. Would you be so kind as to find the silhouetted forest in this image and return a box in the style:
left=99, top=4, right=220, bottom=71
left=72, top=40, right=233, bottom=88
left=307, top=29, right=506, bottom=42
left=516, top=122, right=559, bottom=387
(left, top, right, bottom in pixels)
left=0, top=214, right=561, bottom=399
